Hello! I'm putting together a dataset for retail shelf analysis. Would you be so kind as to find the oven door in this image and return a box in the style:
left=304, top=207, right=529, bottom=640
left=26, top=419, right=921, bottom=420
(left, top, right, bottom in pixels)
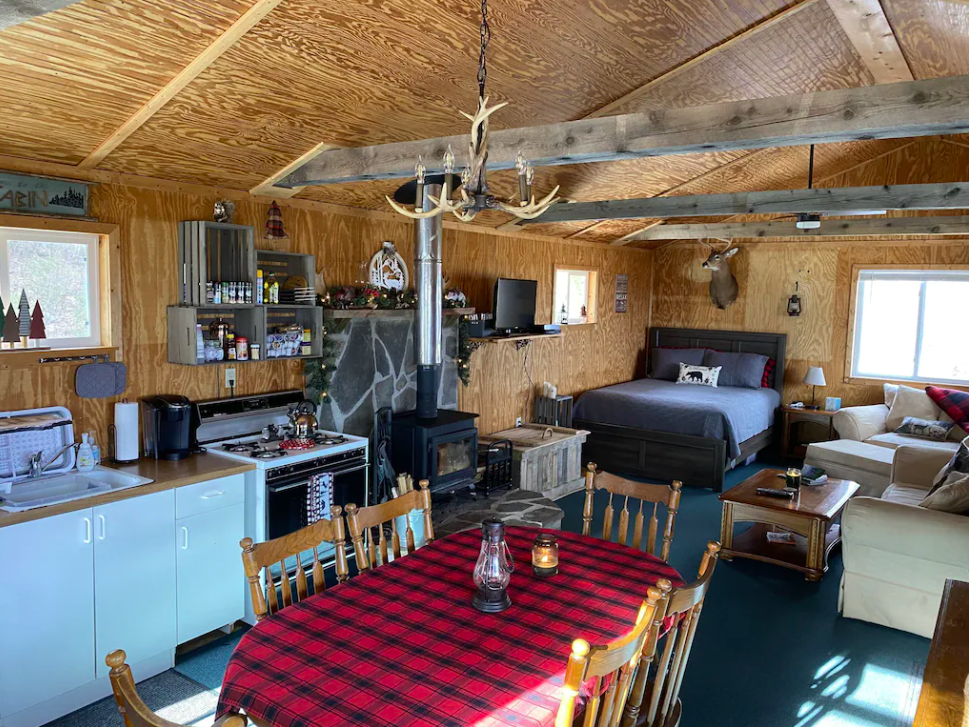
left=266, top=458, right=368, bottom=541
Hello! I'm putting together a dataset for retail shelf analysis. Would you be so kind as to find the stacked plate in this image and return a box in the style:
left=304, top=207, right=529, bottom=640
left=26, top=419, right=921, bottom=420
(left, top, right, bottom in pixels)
left=280, top=287, right=315, bottom=305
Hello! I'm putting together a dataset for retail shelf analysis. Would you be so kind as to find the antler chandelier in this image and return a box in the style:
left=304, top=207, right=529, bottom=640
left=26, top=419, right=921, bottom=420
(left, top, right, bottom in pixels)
left=387, top=0, right=559, bottom=222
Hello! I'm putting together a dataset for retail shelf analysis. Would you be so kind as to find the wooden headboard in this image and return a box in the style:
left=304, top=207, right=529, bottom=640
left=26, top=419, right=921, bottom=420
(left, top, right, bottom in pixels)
left=649, top=328, right=788, bottom=397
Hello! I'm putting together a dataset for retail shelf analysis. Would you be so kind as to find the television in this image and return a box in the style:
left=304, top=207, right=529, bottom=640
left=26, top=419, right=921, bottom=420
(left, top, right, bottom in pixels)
left=493, top=278, right=537, bottom=333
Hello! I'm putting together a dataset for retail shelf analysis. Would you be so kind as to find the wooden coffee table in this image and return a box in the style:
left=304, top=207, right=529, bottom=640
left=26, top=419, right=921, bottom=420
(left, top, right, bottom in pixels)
left=719, top=469, right=859, bottom=581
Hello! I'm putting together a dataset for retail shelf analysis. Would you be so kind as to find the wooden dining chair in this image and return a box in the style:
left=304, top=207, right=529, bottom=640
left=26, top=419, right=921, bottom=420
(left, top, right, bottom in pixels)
left=107, top=650, right=246, bottom=727
left=583, top=462, right=683, bottom=562
left=345, top=479, right=433, bottom=570
left=556, top=585, right=666, bottom=727
left=620, top=540, right=721, bottom=727
left=240, top=506, right=349, bottom=621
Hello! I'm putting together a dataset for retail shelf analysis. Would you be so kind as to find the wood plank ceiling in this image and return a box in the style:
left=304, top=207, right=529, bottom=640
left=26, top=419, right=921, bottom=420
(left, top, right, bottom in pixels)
left=1, top=0, right=968, bottom=244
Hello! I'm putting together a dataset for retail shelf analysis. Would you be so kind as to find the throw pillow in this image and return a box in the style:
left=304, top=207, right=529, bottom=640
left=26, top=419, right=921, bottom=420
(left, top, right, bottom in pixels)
left=676, top=363, right=721, bottom=388
left=886, top=385, right=945, bottom=432
left=884, top=383, right=899, bottom=408
left=894, top=416, right=955, bottom=441
left=702, top=350, right=768, bottom=389
left=920, top=472, right=969, bottom=515
left=650, top=347, right=706, bottom=381
left=926, top=386, right=969, bottom=435
left=761, top=357, right=775, bottom=388
left=932, top=440, right=969, bottom=490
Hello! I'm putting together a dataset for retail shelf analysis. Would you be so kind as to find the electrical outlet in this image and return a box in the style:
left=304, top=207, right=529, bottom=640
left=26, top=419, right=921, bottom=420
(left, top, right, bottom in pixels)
left=225, top=368, right=236, bottom=389
left=515, top=417, right=523, bottom=427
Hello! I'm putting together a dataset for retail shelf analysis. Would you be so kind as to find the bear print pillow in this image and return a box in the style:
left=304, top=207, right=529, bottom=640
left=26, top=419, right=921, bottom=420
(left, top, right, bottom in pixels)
left=676, top=363, right=721, bottom=388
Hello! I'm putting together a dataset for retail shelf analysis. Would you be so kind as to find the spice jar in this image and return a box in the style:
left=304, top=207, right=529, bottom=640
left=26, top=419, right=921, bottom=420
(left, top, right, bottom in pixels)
left=235, top=335, right=248, bottom=361
left=250, top=343, right=261, bottom=361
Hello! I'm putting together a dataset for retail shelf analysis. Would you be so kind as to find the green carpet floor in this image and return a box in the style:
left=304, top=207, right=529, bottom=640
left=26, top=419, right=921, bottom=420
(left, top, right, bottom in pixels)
left=554, top=459, right=929, bottom=727
left=56, top=457, right=931, bottom=727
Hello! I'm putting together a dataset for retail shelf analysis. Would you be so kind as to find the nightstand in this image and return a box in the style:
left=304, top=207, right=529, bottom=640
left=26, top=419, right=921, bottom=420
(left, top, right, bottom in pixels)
left=781, top=406, right=838, bottom=458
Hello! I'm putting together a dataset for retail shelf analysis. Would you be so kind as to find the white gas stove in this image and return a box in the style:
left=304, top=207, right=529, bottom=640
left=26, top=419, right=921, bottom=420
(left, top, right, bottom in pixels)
left=193, top=390, right=369, bottom=624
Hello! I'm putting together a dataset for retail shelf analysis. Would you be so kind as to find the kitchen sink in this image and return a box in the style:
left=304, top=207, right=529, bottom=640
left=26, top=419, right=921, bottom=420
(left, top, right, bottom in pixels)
left=0, top=467, right=154, bottom=512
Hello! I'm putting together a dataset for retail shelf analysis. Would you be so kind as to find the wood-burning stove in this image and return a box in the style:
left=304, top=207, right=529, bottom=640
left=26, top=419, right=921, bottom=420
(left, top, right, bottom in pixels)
left=391, top=410, right=478, bottom=493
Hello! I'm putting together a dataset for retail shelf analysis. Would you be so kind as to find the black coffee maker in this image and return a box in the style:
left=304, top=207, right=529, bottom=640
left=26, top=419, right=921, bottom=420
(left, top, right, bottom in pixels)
left=141, top=395, right=193, bottom=460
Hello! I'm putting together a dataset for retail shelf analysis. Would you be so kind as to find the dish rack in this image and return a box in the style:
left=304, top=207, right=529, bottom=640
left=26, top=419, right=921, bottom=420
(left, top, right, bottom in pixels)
left=0, top=407, right=75, bottom=484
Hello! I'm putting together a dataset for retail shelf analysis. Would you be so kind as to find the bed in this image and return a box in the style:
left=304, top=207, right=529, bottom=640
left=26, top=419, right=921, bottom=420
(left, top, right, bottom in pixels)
left=574, top=328, right=787, bottom=492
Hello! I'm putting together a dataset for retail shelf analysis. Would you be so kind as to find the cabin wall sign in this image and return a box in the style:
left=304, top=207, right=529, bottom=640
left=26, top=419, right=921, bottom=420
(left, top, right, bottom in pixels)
left=0, top=171, right=93, bottom=218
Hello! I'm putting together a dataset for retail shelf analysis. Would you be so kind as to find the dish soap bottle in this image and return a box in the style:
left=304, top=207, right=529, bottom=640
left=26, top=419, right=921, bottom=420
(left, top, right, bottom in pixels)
left=76, top=433, right=96, bottom=472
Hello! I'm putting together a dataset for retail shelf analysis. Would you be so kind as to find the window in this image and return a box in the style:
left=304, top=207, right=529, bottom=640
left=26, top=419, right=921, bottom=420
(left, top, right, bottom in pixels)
left=0, top=227, right=101, bottom=348
left=851, top=269, right=969, bottom=385
left=553, top=267, right=598, bottom=325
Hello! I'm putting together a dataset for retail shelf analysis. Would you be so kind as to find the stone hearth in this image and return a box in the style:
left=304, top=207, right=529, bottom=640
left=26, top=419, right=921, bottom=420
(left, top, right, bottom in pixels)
left=434, top=489, right=565, bottom=538
left=317, top=316, right=459, bottom=437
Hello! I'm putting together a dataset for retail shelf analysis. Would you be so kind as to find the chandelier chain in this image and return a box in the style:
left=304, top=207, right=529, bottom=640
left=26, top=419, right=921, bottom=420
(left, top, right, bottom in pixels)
left=477, top=0, right=490, bottom=100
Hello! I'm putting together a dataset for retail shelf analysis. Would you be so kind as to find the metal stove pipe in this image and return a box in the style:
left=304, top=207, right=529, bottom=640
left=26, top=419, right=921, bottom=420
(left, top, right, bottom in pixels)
left=414, top=182, right=443, bottom=419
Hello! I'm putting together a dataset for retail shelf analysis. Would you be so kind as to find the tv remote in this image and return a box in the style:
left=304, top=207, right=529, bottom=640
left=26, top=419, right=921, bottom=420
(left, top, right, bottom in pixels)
left=756, top=487, right=795, bottom=499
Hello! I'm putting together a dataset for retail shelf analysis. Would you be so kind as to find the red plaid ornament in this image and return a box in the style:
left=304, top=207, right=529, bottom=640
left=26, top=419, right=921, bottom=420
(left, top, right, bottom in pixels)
left=264, top=201, right=288, bottom=240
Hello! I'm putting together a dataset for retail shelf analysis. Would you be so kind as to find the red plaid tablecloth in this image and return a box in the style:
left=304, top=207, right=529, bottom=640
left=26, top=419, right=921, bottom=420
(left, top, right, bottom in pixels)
left=217, top=526, right=683, bottom=727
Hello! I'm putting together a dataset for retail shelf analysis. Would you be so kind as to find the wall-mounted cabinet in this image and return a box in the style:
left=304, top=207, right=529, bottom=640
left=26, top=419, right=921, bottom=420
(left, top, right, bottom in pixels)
left=178, top=222, right=255, bottom=306
left=167, top=306, right=265, bottom=365
left=256, top=250, right=315, bottom=306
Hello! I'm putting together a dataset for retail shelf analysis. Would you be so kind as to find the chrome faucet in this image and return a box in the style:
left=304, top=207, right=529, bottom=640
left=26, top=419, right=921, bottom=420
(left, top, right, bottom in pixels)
left=28, top=443, right=77, bottom=479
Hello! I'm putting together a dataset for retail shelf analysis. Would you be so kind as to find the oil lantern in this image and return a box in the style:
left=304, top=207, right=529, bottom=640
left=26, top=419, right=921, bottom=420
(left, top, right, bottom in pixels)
left=472, top=519, right=515, bottom=613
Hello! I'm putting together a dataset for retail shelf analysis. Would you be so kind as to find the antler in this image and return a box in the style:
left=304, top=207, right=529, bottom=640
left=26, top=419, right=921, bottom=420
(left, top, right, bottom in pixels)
left=495, top=186, right=561, bottom=219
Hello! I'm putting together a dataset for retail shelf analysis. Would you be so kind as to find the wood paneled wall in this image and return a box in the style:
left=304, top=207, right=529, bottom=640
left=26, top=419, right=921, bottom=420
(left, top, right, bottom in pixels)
left=0, top=182, right=650, bottom=441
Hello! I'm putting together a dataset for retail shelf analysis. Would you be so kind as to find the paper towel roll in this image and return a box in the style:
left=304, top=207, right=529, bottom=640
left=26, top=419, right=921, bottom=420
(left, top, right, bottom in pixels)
left=113, top=401, right=140, bottom=462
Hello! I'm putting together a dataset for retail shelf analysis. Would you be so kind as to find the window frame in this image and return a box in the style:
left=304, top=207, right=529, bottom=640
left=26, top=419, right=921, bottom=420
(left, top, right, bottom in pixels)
left=552, top=265, right=599, bottom=326
left=846, top=264, right=969, bottom=388
left=0, top=227, right=102, bottom=348
left=0, top=214, right=121, bottom=364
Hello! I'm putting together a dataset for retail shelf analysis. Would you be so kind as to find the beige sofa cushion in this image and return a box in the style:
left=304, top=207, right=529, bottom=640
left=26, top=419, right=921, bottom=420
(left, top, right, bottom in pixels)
left=808, top=440, right=895, bottom=473
left=865, top=432, right=962, bottom=453
left=886, top=385, right=945, bottom=431
left=882, top=483, right=927, bottom=506
left=833, top=404, right=889, bottom=441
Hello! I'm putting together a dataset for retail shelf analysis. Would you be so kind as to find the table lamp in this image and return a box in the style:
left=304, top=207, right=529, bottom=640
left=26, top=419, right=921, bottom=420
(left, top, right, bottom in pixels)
left=803, top=366, right=826, bottom=410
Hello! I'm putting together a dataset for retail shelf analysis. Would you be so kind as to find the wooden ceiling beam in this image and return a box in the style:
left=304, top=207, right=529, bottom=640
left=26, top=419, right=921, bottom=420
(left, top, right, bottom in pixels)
left=250, top=142, right=342, bottom=199
left=77, top=0, right=285, bottom=170
left=0, top=0, right=82, bottom=30
left=524, top=181, right=969, bottom=224
left=611, top=220, right=662, bottom=246
left=825, top=0, right=914, bottom=84
left=281, top=75, right=969, bottom=187
left=625, top=215, right=969, bottom=241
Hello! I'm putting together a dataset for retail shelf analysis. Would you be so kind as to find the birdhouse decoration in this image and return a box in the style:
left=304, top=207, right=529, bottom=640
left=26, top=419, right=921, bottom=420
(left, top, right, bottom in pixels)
left=30, top=301, right=46, bottom=345
left=264, top=201, right=288, bottom=249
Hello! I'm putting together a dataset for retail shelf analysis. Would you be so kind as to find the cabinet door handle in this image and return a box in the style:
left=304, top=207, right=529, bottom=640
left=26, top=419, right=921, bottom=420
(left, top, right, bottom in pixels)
left=83, top=517, right=92, bottom=544
left=181, top=526, right=189, bottom=550
left=201, top=490, right=225, bottom=500
left=98, top=514, right=106, bottom=540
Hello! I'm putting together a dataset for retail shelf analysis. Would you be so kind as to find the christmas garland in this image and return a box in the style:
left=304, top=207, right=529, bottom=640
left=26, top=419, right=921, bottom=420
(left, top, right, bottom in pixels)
left=456, top=315, right=473, bottom=387
left=303, top=323, right=339, bottom=404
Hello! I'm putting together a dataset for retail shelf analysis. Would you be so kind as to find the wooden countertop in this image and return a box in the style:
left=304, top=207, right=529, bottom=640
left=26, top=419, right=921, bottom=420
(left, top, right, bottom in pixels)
left=0, top=454, right=255, bottom=528
left=914, top=579, right=969, bottom=727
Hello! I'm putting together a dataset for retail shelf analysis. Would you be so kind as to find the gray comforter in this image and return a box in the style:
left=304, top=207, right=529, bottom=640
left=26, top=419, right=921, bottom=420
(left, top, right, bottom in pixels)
left=573, top=379, right=781, bottom=462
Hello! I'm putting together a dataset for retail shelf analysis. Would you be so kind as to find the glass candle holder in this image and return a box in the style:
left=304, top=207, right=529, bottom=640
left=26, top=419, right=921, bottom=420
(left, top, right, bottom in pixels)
left=785, top=467, right=802, bottom=490
left=531, top=532, right=559, bottom=577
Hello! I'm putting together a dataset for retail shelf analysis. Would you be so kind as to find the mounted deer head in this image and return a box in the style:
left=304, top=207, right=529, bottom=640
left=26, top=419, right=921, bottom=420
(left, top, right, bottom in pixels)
left=700, top=239, right=739, bottom=310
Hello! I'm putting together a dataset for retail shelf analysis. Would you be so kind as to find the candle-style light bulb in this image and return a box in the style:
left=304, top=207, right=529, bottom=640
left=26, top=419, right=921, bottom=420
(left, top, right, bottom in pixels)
left=524, top=162, right=535, bottom=204
left=516, top=150, right=529, bottom=204
left=443, top=145, right=455, bottom=174
left=414, top=155, right=426, bottom=212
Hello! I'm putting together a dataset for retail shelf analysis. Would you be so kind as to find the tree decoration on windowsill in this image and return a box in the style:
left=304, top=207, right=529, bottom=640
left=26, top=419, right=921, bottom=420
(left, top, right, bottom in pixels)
left=17, top=290, right=30, bottom=346
left=30, top=301, right=46, bottom=345
left=385, top=0, right=558, bottom=223
left=2, top=303, right=20, bottom=347
left=456, top=315, right=473, bottom=387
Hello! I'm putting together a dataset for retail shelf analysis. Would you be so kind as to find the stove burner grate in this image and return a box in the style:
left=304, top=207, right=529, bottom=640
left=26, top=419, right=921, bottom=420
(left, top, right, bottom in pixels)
left=222, top=442, right=261, bottom=453
left=252, top=449, right=286, bottom=460
left=315, top=434, right=348, bottom=446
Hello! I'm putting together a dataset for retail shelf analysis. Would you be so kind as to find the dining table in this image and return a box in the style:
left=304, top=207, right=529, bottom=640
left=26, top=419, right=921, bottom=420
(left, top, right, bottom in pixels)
left=217, top=525, right=684, bottom=727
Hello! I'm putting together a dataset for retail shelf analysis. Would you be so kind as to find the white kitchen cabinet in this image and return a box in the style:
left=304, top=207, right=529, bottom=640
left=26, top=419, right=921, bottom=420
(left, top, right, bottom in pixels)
left=93, top=490, right=177, bottom=679
left=0, top=510, right=96, bottom=717
left=176, top=501, right=245, bottom=643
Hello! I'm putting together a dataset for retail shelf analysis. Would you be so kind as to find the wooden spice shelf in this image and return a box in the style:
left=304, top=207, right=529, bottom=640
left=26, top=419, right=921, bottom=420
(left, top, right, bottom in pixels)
left=323, top=307, right=475, bottom=319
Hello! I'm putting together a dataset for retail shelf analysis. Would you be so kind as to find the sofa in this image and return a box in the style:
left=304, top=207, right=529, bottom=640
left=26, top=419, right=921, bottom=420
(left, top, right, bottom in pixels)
left=805, top=384, right=965, bottom=497
left=840, top=446, right=969, bottom=638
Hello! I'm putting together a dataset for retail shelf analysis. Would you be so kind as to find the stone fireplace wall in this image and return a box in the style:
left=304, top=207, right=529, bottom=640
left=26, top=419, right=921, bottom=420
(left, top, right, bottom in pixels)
left=317, top=316, right=459, bottom=437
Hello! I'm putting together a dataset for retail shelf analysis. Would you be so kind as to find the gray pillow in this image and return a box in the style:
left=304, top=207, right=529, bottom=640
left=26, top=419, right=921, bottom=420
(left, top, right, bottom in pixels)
left=650, top=347, right=706, bottom=381
left=702, top=350, right=768, bottom=389
left=895, top=416, right=955, bottom=442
